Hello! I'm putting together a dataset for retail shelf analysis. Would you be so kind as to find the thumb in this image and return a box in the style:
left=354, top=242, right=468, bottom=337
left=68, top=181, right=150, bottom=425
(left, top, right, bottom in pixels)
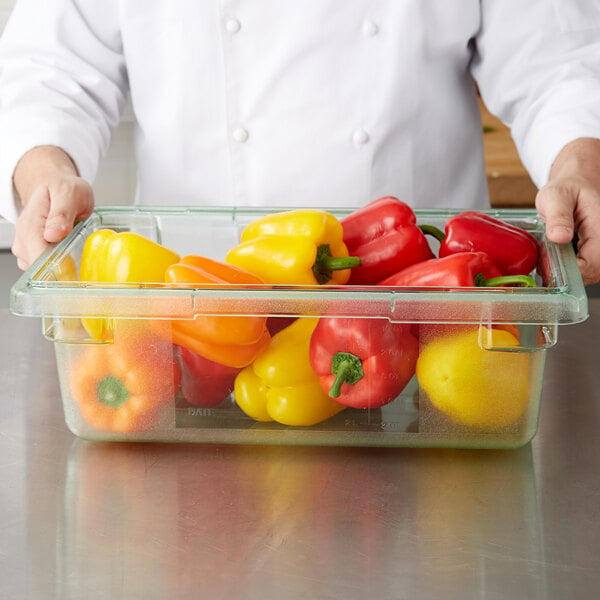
left=535, top=183, right=576, bottom=244
left=43, top=178, right=95, bottom=243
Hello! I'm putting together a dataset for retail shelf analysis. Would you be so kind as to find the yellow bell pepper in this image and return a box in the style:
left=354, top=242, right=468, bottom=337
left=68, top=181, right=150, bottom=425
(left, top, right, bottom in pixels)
left=234, top=318, right=346, bottom=426
left=225, top=209, right=360, bottom=285
left=415, top=327, right=532, bottom=429
left=79, top=229, right=180, bottom=339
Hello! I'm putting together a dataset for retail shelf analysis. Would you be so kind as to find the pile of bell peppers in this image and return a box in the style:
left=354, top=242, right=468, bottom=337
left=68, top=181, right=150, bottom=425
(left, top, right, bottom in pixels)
left=71, top=199, right=542, bottom=433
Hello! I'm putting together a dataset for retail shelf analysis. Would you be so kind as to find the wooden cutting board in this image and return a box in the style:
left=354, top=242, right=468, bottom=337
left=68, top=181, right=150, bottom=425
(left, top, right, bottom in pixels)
left=479, top=99, right=537, bottom=208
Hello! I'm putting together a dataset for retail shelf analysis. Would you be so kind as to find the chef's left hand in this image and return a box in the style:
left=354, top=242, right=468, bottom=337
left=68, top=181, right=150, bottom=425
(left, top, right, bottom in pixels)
left=535, top=137, right=600, bottom=285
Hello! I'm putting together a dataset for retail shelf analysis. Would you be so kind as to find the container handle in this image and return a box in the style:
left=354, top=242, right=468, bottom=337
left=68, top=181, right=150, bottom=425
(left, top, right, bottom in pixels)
left=478, top=323, right=557, bottom=352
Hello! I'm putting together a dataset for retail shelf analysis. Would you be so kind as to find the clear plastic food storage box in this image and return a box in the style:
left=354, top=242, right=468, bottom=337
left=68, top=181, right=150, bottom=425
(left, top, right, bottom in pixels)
left=10, top=207, right=589, bottom=448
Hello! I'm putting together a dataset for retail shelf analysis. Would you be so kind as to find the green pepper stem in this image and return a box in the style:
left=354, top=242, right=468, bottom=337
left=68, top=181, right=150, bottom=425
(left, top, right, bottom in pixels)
left=418, top=224, right=446, bottom=243
left=96, top=375, right=130, bottom=408
left=321, top=255, right=362, bottom=270
left=329, top=351, right=364, bottom=398
left=474, top=273, right=537, bottom=287
left=313, top=244, right=362, bottom=285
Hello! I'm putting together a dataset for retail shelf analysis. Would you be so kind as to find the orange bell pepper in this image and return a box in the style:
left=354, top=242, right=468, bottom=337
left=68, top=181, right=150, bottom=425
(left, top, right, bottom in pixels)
left=164, top=255, right=271, bottom=368
left=69, top=323, right=181, bottom=433
left=51, top=254, right=78, bottom=281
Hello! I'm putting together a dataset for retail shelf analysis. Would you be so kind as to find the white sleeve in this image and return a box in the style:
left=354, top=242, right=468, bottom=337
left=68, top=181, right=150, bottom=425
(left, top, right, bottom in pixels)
left=471, top=0, right=600, bottom=188
left=0, top=0, right=128, bottom=222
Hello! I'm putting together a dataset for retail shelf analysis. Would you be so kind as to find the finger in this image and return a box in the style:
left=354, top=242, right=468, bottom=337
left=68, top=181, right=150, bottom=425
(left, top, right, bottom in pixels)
left=572, top=209, right=600, bottom=284
left=12, top=234, right=49, bottom=271
left=11, top=188, right=53, bottom=270
left=44, top=178, right=94, bottom=243
left=535, top=183, right=577, bottom=244
left=576, top=247, right=600, bottom=286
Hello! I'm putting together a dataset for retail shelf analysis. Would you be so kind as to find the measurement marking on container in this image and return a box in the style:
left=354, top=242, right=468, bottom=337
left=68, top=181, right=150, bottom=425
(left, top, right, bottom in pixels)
left=187, top=407, right=215, bottom=417
left=381, top=421, right=405, bottom=431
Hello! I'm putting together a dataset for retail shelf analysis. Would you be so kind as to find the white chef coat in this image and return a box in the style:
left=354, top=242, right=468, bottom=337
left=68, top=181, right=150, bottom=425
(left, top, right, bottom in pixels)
left=1, top=0, right=600, bottom=223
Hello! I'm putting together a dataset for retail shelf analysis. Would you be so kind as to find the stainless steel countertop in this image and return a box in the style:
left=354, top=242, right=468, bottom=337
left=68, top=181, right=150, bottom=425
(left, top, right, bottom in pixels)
left=1, top=257, right=599, bottom=599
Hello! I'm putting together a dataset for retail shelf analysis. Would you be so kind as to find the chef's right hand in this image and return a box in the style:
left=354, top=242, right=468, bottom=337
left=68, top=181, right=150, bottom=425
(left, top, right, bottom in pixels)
left=11, top=146, right=95, bottom=270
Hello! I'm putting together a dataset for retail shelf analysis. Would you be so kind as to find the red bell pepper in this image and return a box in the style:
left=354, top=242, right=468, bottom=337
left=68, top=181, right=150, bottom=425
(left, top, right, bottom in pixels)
left=378, top=251, right=536, bottom=287
left=177, top=345, right=241, bottom=408
left=266, top=316, right=298, bottom=336
left=309, top=318, right=419, bottom=409
left=420, top=211, right=540, bottom=276
left=341, top=196, right=435, bottom=285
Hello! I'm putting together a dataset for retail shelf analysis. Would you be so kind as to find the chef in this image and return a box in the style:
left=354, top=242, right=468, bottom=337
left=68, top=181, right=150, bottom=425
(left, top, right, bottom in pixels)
left=1, top=0, right=599, bottom=283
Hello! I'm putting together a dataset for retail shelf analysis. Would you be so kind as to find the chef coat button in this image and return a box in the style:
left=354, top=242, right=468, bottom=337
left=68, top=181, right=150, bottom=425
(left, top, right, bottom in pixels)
left=362, top=19, right=379, bottom=36
left=233, top=127, right=249, bottom=143
left=225, top=18, right=241, bottom=34
left=353, top=128, right=370, bottom=146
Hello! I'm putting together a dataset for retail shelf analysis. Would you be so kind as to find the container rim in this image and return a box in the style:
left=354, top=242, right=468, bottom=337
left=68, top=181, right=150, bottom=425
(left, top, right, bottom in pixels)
left=9, top=206, right=589, bottom=325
